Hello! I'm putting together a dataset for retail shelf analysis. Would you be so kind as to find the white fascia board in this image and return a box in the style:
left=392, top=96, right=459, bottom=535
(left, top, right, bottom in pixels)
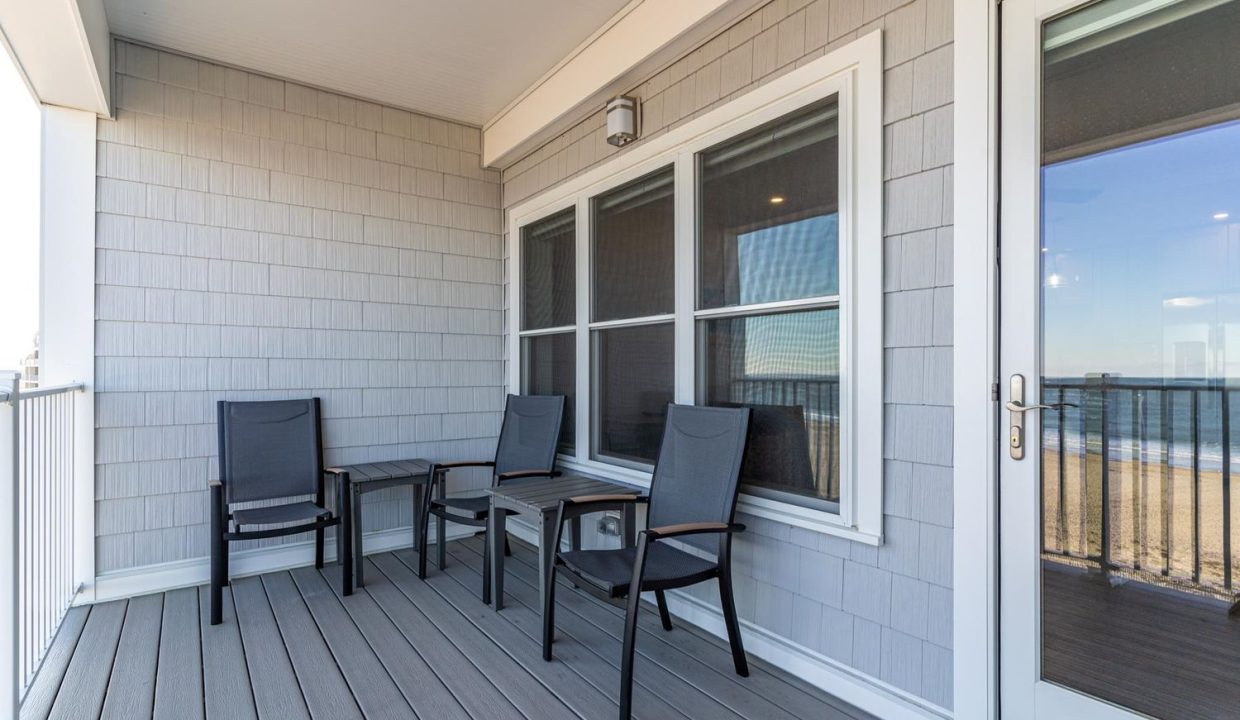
left=482, top=0, right=764, bottom=168
left=0, top=0, right=110, bottom=115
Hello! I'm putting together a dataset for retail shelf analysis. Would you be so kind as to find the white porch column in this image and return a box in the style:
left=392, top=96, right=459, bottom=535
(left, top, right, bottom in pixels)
left=39, top=106, right=97, bottom=602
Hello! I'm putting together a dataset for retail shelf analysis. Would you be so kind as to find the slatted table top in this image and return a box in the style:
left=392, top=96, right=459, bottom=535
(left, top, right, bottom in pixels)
left=328, top=459, right=435, bottom=484
left=487, top=475, right=643, bottom=514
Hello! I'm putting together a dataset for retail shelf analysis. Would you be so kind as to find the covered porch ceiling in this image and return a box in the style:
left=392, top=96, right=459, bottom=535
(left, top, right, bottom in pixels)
left=101, top=0, right=631, bottom=127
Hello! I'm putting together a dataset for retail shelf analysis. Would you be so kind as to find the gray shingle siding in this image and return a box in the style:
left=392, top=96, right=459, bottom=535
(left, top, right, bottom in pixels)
left=499, top=0, right=954, bottom=709
left=95, top=40, right=504, bottom=574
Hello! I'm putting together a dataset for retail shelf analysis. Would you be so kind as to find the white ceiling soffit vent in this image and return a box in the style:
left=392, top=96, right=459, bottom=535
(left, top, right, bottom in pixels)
left=482, top=0, right=767, bottom=168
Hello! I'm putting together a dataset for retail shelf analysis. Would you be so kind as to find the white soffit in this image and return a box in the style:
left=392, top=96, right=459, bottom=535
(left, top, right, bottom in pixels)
left=482, top=0, right=766, bottom=167
left=103, top=0, right=632, bottom=127
left=0, top=0, right=111, bottom=115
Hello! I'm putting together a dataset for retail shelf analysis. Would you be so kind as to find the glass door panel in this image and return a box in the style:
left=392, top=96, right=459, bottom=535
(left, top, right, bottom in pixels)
left=1037, top=1, right=1240, bottom=717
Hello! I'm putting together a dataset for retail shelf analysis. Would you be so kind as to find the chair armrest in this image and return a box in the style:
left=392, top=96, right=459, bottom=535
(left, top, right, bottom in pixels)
left=566, top=493, right=647, bottom=506
left=324, top=467, right=348, bottom=476
left=496, top=468, right=562, bottom=482
left=434, top=460, right=496, bottom=471
left=208, top=479, right=223, bottom=489
left=645, top=522, right=746, bottom=541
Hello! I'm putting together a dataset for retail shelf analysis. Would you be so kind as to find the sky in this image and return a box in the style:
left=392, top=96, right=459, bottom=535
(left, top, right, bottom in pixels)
left=0, top=47, right=40, bottom=374
left=1041, top=120, right=1240, bottom=381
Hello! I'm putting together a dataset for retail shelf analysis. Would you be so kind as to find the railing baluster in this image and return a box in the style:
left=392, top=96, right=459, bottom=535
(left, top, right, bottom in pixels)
left=1192, top=390, right=1201, bottom=585
left=1101, top=379, right=1111, bottom=570
left=1057, top=387, right=1066, bottom=553
left=1162, top=389, right=1171, bottom=577
left=1222, top=388, right=1232, bottom=593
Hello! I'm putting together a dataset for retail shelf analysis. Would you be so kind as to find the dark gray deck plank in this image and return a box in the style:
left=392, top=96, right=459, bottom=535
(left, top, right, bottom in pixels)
left=261, top=572, right=364, bottom=720
left=460, top=536, right=867, bottom=720
left=19, top=605, right=89, bottom=720
left=308, top=565, right=473, bottom=720
left=286, top=567, right=417, bottom=720
left=198, top=585, right=258, bottom=720
left=153, top=587, right=205, bottom=719
left=405, top=549, right=671, bottom=720
left=47, top=600, right=126, bottom=720
left=358, top=556, right=525, bottom=720
left=100, top=593, right=163, bottom=719
left=230, top=575, right=311, bottom=720
left=442, top=542, right=749, bottom=720
left=372, top=552, right=581, bottom=720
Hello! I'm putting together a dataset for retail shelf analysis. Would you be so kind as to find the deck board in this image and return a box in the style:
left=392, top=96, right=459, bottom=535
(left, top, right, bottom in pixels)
left=231, top=575, right=312, bottom=720
left=262, top=571, right=364, bottom=720
left=47, top=600, right=125, bottom=720
left=154, top=587, right=204, bottom=720
left=19, top=605, right=89, bottom=720
left=23, top=543, right=871, bottom=720
left=198, top=585, right=258, bottom=720
left=100, top=593, right=162, bottom=720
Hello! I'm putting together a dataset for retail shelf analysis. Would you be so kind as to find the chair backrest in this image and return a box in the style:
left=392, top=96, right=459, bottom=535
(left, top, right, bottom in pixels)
left=217, top=398, right=323, bottom=504
left=493, top=394, right=566, bottom=477
left=646, top=404, right=751, bottom=554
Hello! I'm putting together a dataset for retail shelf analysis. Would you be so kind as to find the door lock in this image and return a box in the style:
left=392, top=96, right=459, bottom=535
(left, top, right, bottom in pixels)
left=1007, top=374, right=1075, bottom=460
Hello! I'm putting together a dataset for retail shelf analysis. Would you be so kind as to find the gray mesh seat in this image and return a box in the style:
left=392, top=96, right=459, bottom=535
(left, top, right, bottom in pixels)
left=419, top=394, right=566, bottom=602
left=541, top=404, right=752, bottom=720
left=559, top=544, right=718, bottom=597
left=209, top=398, right=345, bottom=626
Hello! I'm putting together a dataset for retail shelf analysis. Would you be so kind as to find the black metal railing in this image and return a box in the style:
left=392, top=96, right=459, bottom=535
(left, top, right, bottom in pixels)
left=1041, top=376, right=1237, bottom=600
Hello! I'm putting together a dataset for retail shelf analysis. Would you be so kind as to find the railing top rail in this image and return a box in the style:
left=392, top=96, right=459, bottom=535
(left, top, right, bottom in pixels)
left=17, top=382, right=86, bottom=400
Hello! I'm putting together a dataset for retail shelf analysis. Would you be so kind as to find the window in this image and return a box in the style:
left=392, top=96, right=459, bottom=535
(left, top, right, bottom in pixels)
left=519, top=208, right=576, bottom=452
left=590, top=167, right=675, bottom=466
left=508, top=34, right=883, bottom=541
left=696, top=100, right=842, bottom=511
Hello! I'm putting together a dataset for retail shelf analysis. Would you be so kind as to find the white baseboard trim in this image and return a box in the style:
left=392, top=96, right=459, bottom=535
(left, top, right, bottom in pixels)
left=662, top=590, right=951, bottom=720
left=82, top=522, right=478, bottom=605
left=502, top=520, right=949, bottom=720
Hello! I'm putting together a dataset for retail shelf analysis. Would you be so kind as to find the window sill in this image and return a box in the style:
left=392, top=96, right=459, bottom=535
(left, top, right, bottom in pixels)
left=555, top=454, right=883, bottom=546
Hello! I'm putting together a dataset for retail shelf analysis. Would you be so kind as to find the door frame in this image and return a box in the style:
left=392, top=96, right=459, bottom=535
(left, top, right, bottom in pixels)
left=952, top=1, right=1000, bottom=718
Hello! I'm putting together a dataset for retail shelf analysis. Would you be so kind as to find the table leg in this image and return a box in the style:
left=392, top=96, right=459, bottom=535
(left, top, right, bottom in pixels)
left=353, top=486, right=365, bottom=588
left=339, top=472, right=353, bottom=596
left=489, top=502, right=506, bottom=610
left=622, top=503, right=636, bottom=548
left=538, top=512, right=557, bottom=619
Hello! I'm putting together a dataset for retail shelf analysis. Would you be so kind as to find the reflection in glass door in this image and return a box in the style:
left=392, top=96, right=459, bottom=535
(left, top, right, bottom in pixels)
left=1038, top=1, right=1240, bottom=717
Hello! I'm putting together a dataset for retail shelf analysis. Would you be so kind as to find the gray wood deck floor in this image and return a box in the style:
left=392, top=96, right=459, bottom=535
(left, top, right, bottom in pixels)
left=22, top=536, right=871, bottom=720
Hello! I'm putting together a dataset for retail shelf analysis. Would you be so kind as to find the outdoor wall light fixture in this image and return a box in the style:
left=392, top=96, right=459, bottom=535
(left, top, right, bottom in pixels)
left=769, top=195, right=786, bottom=204
left=606, top=95, right=639, bottom=147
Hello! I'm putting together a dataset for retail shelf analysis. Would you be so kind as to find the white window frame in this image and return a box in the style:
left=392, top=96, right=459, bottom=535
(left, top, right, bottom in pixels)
left=508, top=30, right=884, bottom=544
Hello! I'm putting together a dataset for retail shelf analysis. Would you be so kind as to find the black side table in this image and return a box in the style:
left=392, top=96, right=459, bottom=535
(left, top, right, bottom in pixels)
left=329, top=459, right=441, bottom=594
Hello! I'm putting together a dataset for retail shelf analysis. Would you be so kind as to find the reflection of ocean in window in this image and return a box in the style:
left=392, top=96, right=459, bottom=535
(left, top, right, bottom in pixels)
left=736, top=214, right=838, bottom=305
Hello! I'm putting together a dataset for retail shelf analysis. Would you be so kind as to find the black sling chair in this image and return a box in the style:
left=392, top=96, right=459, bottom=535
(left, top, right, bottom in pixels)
left=542, top=404, right=752, bottom=719
left=210, top=398, right=346, bottom=625
left=419, top=393, right=565, bottom=602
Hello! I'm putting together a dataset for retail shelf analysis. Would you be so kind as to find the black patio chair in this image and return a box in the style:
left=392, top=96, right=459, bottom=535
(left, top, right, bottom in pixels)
left=419, top=393, right=565, bottom=601
left=542, top=404, right=751, bottom=719
left=210, top=398, right=345, bottom=625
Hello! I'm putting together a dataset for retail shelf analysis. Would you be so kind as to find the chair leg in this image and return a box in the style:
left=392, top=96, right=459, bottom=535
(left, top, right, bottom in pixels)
left=482, top=522, right=492, bottom=605
left=437, top=514, right=448, bottom=570
left=620, top=537, right=650, bottom=720
left=504, top=535, right=512, bottom=557
left=417, top=504, right=431, bottom=580
left=314, top=527, right=324, bottom=569
left=655, top=590, right=673, bottom=631
left=542, top=563, right=557, bottom=661
left=718, top=572, right=749, bottom=677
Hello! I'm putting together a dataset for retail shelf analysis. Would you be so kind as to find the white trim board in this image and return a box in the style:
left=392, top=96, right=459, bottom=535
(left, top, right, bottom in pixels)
left=84, top=522, right=477, bottom=605
left=499, top=521, right=944, bottom=720
left=952, top=0, right=1000, bottom=718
